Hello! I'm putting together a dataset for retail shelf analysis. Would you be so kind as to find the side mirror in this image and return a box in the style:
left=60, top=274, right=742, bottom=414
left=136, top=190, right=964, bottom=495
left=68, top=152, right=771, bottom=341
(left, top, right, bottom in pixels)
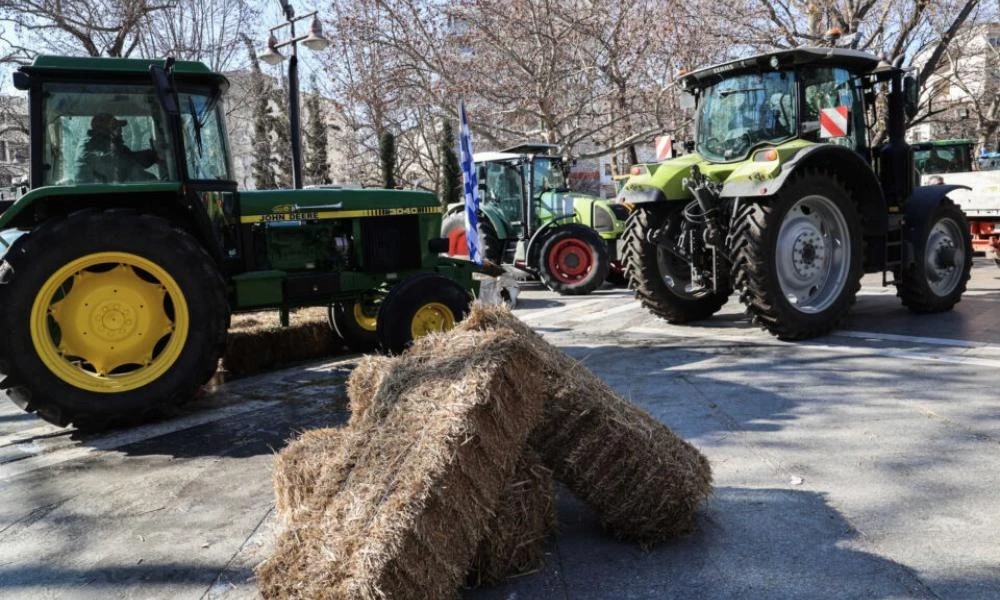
left=679, top=91, right=696, bottom=111
left=12, top=71, right=30, bottom=91
left=903, top=75, right=918, bottom=120
left=684, top=140, right=695, bottom=153
left=476, top=164, right=487, bottom=186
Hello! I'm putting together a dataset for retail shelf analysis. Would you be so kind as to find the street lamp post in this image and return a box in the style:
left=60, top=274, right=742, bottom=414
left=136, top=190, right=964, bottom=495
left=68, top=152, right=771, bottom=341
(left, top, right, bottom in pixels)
left=259, top=1, right=329, bottom=189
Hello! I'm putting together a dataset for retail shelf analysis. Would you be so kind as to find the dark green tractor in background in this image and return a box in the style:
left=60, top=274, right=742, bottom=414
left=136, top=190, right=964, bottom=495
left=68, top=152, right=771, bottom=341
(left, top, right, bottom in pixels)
left=619, top=47, right=972, bottom=340
left=441, top=143, right=628, bottom=294
left=0, top=56, right=477, bottom=429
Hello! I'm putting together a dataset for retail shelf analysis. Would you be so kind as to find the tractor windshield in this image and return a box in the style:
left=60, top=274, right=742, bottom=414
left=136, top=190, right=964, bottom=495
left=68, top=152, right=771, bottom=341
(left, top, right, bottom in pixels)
left=179, top=90, right=232, bottom=181
left=696, top=71, right=796, bottom=161
left=531, top=156, right=568, bottom=196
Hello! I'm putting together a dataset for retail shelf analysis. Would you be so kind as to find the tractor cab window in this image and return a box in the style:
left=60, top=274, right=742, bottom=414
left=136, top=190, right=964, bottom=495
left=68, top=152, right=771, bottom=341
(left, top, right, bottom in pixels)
left=697, top=71, right=796, bottom=161
left=40, top=83, right=176, bottom=186
left=179, top=91, right=232, bottom=181
left=800, top=67, right=866, bottom=153
left=531, top=157, right=567, bottom=196
left=482, top=160, right=524, bottom=224
left=914, top=144, right=972, bottom=174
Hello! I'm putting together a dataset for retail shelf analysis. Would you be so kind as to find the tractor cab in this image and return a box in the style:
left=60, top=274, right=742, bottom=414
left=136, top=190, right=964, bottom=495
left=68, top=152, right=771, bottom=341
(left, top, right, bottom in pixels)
left=475, top=145, right=572, bottom=240
left=14, top=56, right=233, bottom=188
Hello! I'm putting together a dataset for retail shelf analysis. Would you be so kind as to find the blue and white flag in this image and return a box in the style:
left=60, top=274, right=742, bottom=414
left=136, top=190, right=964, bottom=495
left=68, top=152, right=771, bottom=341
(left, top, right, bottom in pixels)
left=458, top=99, right=483, bottom=265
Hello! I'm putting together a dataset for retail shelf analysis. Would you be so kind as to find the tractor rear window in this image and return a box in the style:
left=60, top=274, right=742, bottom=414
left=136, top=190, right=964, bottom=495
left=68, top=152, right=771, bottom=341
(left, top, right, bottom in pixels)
left=40, top=83, right=176, bottom=186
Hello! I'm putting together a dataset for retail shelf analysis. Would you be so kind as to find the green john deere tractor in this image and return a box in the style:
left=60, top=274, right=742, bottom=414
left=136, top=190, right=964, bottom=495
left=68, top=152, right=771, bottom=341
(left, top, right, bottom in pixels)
left=441, top=144, right=629, bottom=294
left=0, top=56, right=477, bottom=429
left=619, top=47, right=973, bottom=340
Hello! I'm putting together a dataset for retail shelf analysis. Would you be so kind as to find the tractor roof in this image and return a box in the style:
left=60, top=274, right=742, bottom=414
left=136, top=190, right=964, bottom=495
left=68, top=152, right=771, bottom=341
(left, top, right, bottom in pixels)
left=474, top=151, right=521, bottom=163
left=18, top=56, right=228, bottom=88
left=911, top=139, right=975, bottom=149
left=682, top=47, right=881, bottom=88
left=501, top=143, right=559, bottom=155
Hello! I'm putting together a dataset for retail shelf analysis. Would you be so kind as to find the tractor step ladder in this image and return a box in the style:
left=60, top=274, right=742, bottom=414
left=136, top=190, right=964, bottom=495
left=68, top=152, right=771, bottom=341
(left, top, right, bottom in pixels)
left=882, top=222, right=904, bottom=287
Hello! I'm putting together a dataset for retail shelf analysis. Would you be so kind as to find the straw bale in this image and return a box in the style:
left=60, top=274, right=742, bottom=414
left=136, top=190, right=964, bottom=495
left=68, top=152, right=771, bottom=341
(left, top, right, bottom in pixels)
left=273, top=428, right=359, bottom=523
left=224, top=322, right=340, bottom=376
left=457, top=303, right=713, bottom=545
left=346, top=355, right=394, bottom=424
left=466, top=448, right=556, bottom=588
left=257, top=328, right=547, bottom=600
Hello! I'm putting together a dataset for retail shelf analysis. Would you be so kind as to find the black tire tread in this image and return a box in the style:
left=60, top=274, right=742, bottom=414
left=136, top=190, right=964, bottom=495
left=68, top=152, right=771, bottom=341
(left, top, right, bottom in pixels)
left=0, top=210, right=228, bottom=429
left=897, top=198, right=972, bottom=313
left=729, top=169, right=861, bottom=340
left=623, top=206, right=728, bottom=322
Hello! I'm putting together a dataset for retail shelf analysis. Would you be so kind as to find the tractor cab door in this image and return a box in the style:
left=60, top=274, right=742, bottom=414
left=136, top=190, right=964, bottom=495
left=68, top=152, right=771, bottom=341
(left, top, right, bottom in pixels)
left=530, top=155, right=573, bottom=229
left=480, top=160, right=526, bottom=239
left=178, top=89, right=241, bottom=272
left=799, top=67, right=869, bottom=158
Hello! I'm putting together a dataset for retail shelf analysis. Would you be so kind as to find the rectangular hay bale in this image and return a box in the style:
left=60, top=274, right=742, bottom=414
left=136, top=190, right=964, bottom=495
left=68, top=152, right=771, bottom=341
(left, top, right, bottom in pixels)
left=257, top=328, right=546, bottom=599
left=457, top=303, right=713, bottom=545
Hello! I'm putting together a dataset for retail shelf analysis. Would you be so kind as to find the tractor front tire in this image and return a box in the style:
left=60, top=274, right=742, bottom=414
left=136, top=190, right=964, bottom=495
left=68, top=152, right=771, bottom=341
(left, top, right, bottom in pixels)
left=623, top=205, right=730, bottom=323
left=538, top=224, right=610, bottom=295
left=328, top=297, right=380, bottom=353
left=375, top=273, right=472, bottom=354
left=730, top=170, right=862, bottom=340
left=897, top=198, right=972, bottom=313
left=0, top=210, right=228, bottom=430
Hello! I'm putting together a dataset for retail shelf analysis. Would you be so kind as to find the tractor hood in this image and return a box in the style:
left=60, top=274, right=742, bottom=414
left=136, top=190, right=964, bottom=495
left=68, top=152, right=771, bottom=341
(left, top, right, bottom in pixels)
left=620, top=140, right=815, bottom=203
left=239, top=188, right=442, bottom=224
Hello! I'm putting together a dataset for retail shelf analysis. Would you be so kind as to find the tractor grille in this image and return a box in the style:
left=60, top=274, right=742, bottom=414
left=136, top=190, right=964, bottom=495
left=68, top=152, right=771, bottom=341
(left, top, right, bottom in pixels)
left=361, top=215, right=422, bottom=271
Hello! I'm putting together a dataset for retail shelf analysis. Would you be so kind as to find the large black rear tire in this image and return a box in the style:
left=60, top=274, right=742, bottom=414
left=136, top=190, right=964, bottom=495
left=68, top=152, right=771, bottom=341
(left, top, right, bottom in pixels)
left=375, top=273, right=472, bottom=354
left=538, top=224, right=610, bottom=295
left=0, top=210, right=228, bottom=430
left=730, top=170, right=862, bottom=340
left=623, top=205, right=730, bottom=323
left=897, top=198, right=972, bottom=312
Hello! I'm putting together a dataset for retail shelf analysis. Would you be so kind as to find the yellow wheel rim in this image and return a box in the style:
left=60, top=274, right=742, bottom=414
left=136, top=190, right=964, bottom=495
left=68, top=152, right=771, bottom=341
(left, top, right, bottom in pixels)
left=29, top=251, right=189, bottom=393
left=410, top=302, right=456, bottom=339
left=352, top=300, right=379, bottom=332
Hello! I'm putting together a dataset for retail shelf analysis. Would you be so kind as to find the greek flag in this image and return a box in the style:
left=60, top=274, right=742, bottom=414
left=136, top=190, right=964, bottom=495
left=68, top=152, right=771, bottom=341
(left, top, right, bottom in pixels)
left=458, top=99, right=483, bottom=265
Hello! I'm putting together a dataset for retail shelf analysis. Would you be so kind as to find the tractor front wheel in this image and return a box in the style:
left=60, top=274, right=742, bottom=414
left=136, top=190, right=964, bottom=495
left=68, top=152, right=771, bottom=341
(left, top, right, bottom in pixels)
left=538, top=224, right=610, bottom=295
left=0, top=210, right=228, bottom=429
left=730, top=170, right=862, bottom=340
left=897, top=198, right=972, bottom=313
left=623, top=205, right=730, bottom=322
left=328, top=296, right=381, bottom=353
left=375, top=273, right=472, bottom=354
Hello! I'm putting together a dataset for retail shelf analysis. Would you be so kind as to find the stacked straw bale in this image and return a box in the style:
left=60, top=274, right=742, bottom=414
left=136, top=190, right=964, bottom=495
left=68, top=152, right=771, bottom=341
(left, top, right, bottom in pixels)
left=351, top=353, right=556, bottom=584
left=456, top=304, right=713, bottom=545
left=258, top=328, right=547, bottom=599
left=224, top=322, right=340, bottom=376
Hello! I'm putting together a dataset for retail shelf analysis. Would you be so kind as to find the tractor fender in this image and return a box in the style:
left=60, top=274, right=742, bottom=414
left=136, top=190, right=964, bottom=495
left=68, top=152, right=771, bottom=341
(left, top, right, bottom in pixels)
left=903, top=185, right=971, bottom=253
left=0, top=184, right=223, bottom=264
left=723, top=144, right=888, bottom=238
left=525, top=214, right=578, bottom=268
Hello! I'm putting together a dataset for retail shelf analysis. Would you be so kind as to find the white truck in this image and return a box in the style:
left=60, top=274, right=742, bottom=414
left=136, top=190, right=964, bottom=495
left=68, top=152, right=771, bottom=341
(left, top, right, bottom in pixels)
left=915, top=140, right=1000, bottom=265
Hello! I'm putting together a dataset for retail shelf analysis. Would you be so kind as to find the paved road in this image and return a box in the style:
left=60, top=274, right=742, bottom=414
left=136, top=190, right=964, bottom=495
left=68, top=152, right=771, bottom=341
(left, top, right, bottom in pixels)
left=4, top=260, right=1000, bottom=599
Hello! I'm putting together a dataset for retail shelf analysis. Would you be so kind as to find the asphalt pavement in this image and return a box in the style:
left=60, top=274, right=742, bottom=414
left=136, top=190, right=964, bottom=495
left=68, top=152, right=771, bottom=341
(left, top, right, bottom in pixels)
left=4, top=260, right=1000, bottom=599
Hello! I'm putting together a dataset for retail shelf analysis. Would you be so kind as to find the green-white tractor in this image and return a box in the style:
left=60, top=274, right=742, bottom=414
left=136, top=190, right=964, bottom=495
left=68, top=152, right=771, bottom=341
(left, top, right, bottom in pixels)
left=0, top=56, right=478, bottom=429
left=441, top=144, right=629, bottom=294
left=619, top=47, right=973, bottom=340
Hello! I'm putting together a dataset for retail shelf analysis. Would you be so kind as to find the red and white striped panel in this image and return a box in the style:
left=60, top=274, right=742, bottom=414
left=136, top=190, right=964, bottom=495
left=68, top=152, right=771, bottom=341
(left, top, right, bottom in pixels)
left=819, top=106, right=849, bottom=139
left=655, top=136, right=673, bottom=161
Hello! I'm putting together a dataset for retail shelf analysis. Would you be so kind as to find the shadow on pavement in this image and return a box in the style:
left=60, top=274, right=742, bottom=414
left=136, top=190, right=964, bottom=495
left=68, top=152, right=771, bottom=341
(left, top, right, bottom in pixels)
left=469, top=486, right=937, bottom=599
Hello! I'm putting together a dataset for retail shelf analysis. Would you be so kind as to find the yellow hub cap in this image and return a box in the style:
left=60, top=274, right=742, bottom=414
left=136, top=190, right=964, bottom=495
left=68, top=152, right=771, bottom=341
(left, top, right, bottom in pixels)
left=352, top=301, right=379, bottom=332
left=410, top=302, right=456, bottom=339
left=30, top=252, right=189, bottom=393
